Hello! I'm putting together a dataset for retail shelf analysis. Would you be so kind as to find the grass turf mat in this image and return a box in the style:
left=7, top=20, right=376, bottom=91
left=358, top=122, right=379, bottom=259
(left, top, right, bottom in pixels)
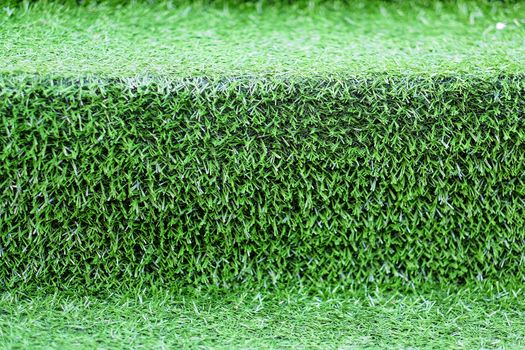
left=1, top=1, right=525, bottom=290
left=1, top=1, right=525, bottom=77
left=2, top=285, right=525, bottom=349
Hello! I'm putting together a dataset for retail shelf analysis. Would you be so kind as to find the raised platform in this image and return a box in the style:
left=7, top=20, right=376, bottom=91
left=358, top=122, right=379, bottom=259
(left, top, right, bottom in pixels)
left=1, top=0, right=525, bottom=290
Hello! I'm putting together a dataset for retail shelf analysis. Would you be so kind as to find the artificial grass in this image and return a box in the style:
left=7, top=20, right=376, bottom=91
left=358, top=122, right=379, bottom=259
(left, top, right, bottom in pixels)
left=2, top=285, right=525, bottom=349
left=1, top=0, right=525, bottom=291
left=1, top=0, right=525, bottom=77
left=3, top=73, right=525, bottom=290
left=1, top=2, right=525, bottom=348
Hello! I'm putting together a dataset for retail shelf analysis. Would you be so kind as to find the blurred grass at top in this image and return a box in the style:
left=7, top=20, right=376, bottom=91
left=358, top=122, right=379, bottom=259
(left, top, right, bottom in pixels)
left=0, top=0, right=524, bottom=78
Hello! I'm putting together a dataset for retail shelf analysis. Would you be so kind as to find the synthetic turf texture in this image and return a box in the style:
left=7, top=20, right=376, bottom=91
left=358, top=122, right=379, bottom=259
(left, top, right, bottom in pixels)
left=1, top=1, right=525, bottom=77
left=1, top=2, right=525, bottom=288
left=2, top=1, right=525, bottom=348
left=2, top=285, right=525, bottom=349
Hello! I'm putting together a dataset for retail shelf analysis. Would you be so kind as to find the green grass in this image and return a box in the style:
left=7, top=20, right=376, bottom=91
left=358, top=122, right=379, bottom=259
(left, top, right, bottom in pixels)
left=2, top=1, right=525, bottom=289
left=1, top=0, right=524, bottom=78
left=1, top=1, right=525, bottom=348
left=2, top=285, right=525, bottom=349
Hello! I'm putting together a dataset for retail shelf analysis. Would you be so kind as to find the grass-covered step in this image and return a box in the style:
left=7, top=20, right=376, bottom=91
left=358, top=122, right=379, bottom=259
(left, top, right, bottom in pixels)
left=1, top=1, right=525, bottom=291
left=2, top=285, right=525, bottom=349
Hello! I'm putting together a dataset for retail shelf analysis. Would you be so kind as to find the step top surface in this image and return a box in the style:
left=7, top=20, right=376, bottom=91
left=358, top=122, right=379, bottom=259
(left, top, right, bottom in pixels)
left=1, top=1, right=524, bottom=79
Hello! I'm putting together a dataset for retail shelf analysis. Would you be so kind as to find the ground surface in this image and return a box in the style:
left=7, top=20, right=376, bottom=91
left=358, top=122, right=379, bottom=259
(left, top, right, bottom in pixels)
left=1, top=1, right=524, bottom=78
left=2, top=286, right=525, bottom=349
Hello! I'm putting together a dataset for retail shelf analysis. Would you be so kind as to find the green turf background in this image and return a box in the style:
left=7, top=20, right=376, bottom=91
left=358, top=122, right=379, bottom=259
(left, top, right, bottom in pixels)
left=2, top=0, right=525, bottom=77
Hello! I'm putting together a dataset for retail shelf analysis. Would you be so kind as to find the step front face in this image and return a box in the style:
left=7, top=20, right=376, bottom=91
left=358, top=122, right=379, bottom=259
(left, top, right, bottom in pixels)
left=1, top=1, right=525, bottom=290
